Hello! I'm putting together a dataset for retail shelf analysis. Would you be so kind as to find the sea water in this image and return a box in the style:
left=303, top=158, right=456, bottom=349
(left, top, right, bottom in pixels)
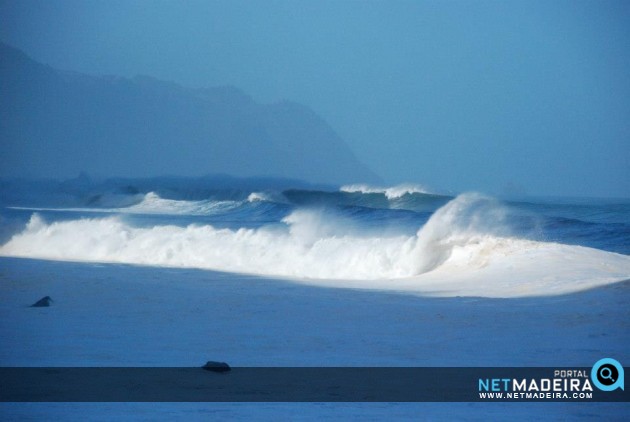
left=1, top=181, right=629, bottom=297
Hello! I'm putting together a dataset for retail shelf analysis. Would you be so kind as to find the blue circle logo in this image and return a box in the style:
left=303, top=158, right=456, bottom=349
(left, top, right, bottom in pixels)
left=591, top=358, right=624, bottom=391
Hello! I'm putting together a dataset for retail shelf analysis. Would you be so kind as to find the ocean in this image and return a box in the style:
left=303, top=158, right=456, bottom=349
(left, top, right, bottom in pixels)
left=1, top=181, right=629, bottom=297
left=1, top=180, right=629, bottom=418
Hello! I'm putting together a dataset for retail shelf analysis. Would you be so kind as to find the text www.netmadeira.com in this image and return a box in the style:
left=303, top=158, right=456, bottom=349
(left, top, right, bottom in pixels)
left=479, top=392, right=593, bottom=400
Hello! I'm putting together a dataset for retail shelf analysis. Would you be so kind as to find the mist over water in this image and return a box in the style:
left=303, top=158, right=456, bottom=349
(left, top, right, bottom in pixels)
left=2, top=2, right=629, bottom=197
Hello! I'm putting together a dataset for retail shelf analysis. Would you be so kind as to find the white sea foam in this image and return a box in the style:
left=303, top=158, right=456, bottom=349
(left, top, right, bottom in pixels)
left=2, top=194, right=629, bottom=297
left=10, top=192, right=242, bottom=216
left=127, top=192, right=239, bottom=215
left=340, top=183, right=430, bottom=199
left=247, top=192, right=271, bottom=202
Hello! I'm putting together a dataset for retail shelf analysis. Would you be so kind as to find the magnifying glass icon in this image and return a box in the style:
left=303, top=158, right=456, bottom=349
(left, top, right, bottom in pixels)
left=600, top=367, right=615, bottom=382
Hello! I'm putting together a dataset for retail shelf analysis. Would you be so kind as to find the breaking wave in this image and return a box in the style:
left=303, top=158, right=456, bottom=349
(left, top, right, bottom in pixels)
left=2, top=193, right=629, bottom=297
left=340, top=183, right=430, bottom=199
left=127, top=192, right=242, bottom=215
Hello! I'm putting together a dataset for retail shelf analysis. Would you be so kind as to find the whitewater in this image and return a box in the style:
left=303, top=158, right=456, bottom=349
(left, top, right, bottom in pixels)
left=2, top=180, right=629, bottom=419
left=1, top=183, right=629, bottom=298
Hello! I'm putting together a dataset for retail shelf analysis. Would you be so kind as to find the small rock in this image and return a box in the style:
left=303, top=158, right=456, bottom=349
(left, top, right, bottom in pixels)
left=202, top=361, right=231, bottom=373
left=30, top=296, right=53, bottom=307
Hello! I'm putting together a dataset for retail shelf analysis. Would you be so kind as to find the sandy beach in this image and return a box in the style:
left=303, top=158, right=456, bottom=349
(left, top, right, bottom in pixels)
left=1, top=257, right=628, bottom=419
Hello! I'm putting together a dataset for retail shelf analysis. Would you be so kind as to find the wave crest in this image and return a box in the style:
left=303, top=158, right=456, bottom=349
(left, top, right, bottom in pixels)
left=2, top=194, right=629, bottom=297
left=126, top=192, right=241, bottom=215
left=340, top=183, right=430, bottom=199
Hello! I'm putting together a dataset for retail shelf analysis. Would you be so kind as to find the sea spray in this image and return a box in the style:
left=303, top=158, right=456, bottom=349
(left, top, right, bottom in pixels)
left=340, top=183, right=430, bottom=199
left=2, top=190, right=629, bottom=297
left=411, top=193, right=509, bottom=273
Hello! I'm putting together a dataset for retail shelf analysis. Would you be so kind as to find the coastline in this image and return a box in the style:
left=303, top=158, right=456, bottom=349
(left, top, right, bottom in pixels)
left=1, top=257, right=628, bottom=419
left=1, top=257, right=628, bottom=367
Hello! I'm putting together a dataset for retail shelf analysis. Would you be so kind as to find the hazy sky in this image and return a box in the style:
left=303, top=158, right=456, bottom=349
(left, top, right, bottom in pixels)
left=1, top=0, right=629, bottom=197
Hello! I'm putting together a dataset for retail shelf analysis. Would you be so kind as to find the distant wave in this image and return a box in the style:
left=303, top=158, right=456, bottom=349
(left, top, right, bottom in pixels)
left=9, top=192, right=245, bottom=217
left=340, top=183, right=430, bottom=199
left=247, top=192, right=276, bottom=203
left=127, top=192, right=241, bottom=215
left=247, top=192, right=266, bottom=202
left=10, top=187, right=452, bottom=216
left=2, top=193, right=628, bottom=297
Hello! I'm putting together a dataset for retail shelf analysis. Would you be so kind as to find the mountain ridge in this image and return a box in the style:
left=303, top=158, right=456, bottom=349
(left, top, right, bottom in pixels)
left=0, top=42, right=380, bottom=184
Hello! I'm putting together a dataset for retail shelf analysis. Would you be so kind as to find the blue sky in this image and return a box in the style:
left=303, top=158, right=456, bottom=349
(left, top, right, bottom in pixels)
left=1, top=0, right=629, bottom=197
